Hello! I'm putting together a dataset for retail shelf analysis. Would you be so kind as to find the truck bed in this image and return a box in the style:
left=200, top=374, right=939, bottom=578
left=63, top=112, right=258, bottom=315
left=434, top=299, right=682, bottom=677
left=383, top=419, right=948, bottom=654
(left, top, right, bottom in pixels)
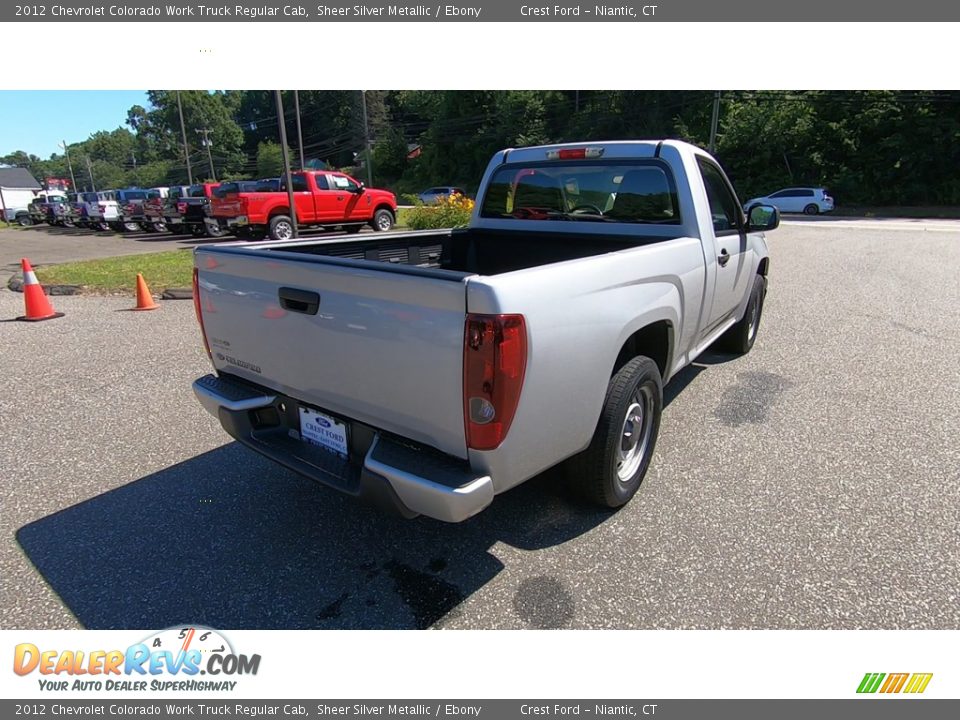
left=260, top=228, right=674, bottom=276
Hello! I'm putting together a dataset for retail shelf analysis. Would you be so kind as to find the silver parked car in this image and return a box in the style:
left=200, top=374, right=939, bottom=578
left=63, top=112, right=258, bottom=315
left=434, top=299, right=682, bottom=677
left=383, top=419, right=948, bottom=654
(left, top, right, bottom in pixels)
left=417, top=186, right=466, bottom=204
left=745, top=187, right=834, bottom=215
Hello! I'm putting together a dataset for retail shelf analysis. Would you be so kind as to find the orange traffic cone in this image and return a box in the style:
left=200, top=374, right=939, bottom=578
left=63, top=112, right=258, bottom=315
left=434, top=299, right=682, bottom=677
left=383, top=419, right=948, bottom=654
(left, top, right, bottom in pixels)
left=17, top=258, right=64, bottom=322
left=131, top=273, right=159, bottom=311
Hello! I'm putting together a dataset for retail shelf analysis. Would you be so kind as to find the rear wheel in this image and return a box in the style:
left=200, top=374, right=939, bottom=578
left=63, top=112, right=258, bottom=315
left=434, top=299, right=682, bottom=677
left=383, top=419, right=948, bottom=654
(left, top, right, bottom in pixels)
left=151, top=221, right=167, bottom=233
left=803, top=203, right=819, bottom=215
left=123, top=221, right=141, bottom=233
left=205, top=223, right=227, bottom=238
left=97, top=222, right=111, bottom=231
left=268, top=215, right=295, bottom=241
left=371, top=208, right=394, bottom=232
left=717, top=274, right=767, bottom=355
left=17, top=214, right=33, bottom=227
left=566, top=356, right=663, bottom=509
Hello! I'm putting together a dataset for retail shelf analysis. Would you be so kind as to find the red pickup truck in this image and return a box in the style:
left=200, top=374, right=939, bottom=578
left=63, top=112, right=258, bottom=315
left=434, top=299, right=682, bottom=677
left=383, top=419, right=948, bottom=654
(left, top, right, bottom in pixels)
left=206, top=170, right=397, bottom=240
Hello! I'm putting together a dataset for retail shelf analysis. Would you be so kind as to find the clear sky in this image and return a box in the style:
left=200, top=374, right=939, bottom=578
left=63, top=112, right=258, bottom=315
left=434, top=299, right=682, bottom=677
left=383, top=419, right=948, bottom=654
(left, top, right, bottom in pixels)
left=0, top=91, right=150, bottom=159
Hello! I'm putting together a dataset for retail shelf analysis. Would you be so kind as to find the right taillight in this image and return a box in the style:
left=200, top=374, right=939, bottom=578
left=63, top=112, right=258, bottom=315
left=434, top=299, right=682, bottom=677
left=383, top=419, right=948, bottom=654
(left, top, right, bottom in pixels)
left=177, top=201, right=188, bottom=214
left=463, top=314, right=527, bottom=451
left=192, top=267, right=212, bottom=360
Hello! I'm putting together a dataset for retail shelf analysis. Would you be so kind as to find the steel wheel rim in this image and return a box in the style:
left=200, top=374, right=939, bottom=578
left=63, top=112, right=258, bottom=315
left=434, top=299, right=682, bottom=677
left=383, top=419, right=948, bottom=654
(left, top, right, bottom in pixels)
left=275, top=221, right=293, bottom=240
left=617, top=386, right=654, bottom=483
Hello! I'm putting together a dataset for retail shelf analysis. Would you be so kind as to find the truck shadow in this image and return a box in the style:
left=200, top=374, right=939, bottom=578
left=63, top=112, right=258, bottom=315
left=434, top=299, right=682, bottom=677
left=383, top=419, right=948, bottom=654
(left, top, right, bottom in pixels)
left=17, top=360, right=716, bottom=631
left=16, top=443, right=613, bottom=630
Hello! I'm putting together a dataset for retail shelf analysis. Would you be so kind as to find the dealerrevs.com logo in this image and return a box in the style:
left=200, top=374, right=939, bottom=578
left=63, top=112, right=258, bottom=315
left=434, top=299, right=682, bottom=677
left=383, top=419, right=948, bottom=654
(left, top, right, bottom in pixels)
left=13, top=627, right=261, bottom=693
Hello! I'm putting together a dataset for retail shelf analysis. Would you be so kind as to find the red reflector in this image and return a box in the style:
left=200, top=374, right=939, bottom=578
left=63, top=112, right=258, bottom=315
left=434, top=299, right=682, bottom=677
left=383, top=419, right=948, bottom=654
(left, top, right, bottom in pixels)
left=463, top=314, right=527, bottom=451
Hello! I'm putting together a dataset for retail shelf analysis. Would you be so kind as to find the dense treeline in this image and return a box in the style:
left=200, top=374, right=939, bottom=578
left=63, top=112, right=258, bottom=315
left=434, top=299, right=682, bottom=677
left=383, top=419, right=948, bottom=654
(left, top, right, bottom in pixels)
left=3, top=91, right=959, bottom=205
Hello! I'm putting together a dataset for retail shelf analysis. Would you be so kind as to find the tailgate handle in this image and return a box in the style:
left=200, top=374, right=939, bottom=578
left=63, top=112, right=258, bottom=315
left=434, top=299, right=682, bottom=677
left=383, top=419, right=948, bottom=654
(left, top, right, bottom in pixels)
left=278, top=287, right=320, bottom=315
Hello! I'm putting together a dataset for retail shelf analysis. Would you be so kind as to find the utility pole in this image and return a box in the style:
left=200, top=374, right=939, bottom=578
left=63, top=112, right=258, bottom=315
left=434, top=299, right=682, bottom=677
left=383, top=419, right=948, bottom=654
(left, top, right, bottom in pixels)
left=196, top=128, right=217, bottom=182
left=709, top=90, right=721, bottom=154
left=360, top=90, right=373, bottom=187
left=59, top=140, right=77, bottom=191
left=131, top=151, right=138, bottom=186
left=84, top=156, right=97, bottom=192
left=176, top=90, right=194, bottom=185
left=293, top=90, right=305, bottom=170
left=275, top=90, right=299, bottom=238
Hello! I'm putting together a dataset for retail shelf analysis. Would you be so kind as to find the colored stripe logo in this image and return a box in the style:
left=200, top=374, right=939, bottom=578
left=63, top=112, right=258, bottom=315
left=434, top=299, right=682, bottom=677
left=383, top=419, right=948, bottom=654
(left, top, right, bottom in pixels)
left=857, top=672, right=933, bottom=694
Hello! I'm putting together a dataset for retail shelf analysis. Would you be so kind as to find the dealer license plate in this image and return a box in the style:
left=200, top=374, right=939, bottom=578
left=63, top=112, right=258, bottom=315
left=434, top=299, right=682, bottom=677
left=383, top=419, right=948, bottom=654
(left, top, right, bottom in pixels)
left=298, top=407, right=349, bottom=458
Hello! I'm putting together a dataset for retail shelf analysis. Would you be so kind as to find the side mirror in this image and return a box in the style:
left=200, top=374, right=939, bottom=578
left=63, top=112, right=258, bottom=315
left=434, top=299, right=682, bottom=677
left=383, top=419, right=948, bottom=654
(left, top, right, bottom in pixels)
left=747, top=203, right=780, bottom=232
left=354, top=183, right=366, bottom=194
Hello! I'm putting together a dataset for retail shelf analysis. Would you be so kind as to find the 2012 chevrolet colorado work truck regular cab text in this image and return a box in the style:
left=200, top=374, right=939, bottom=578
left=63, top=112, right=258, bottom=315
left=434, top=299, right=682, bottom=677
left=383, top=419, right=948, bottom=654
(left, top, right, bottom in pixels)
left=191, top=140, right=779, bottom=522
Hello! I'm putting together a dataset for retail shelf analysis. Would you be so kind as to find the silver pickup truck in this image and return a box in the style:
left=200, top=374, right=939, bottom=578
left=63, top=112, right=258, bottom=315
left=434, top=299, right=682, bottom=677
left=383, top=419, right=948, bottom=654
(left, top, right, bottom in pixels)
left=191, top=140, right=779, bottom=522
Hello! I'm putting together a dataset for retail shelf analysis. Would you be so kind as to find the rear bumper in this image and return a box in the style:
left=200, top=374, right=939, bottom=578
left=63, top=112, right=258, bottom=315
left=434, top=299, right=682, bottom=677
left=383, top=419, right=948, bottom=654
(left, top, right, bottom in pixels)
left=192, top=374, right=494, bottom=522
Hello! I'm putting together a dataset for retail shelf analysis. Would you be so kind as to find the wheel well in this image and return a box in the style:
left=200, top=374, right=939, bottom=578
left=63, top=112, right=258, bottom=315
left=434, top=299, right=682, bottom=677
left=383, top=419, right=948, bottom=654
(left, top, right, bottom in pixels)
left=268, top=207, right=290, bottom=219
left=374, top=204, right=395, bottom=217
left=757, top=257, right=769, bottom=276
left=613, top=321, right=671, bottom=379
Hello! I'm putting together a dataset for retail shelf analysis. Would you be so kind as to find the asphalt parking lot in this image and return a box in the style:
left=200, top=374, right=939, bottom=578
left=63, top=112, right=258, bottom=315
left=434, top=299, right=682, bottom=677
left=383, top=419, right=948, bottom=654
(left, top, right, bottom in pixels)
left=0, top=222, right=377, bottom=274
left=1, top=219, right=958, bottom=630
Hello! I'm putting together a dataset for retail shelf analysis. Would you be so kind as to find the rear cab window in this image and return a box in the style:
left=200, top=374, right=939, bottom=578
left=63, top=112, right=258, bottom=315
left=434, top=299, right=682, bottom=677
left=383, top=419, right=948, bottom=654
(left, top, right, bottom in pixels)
left=479, top=160, right=681, bottom=224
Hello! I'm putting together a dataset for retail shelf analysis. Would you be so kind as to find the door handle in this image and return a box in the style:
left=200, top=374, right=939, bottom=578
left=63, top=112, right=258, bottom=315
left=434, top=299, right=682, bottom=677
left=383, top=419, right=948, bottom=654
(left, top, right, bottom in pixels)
left=337, top=195, right=345, bottom=201
left=278, top=287, right=320, bottom=315
left=718, top=249, right=730, bottom=267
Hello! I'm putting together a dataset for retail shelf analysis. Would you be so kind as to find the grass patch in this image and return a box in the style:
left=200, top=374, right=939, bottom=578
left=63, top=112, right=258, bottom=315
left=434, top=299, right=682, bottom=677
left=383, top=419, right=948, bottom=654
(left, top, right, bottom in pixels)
left=395, top=207, right=412, bottom=228
left=35, top=250, right=194, bottom=294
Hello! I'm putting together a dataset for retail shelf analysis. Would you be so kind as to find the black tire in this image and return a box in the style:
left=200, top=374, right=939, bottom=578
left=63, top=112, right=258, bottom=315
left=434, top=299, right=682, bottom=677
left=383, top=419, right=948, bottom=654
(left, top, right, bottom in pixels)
left=205, top=223, right=227, bottom=238
left=717, top=274, right=767, bottom=355
left=150, top=221, right=167, bottom=233
left=190, top=225, right=206, bottom=237
left=566, top=356, right=663, bottom=509
left=344, top=224, right=363, bottom=234
left=370, top=208, right=394, bottom=232
left=803, top=203, right=819, bottom=215
left=17, top=214, right=33, bottom=227
left=123, top=221, right=141, bottom=233
left=268, top=215, right=295, bottom=241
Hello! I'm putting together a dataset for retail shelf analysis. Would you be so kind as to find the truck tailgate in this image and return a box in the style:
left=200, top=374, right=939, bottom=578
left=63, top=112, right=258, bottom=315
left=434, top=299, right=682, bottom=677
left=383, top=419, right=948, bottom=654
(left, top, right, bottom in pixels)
left=196, top=249, right=470, bottom=459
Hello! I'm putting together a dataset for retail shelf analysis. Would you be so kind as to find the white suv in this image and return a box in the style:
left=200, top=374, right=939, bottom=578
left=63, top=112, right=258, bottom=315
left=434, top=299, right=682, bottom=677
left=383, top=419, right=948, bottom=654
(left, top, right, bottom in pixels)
left=745, top=187, right=834, bottom=215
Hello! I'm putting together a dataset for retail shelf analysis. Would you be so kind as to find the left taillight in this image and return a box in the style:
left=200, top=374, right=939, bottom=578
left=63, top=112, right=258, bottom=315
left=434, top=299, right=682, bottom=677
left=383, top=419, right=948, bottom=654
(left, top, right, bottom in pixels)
left=192, top=267, right=212, bottom=360
left=463, top=314, right=527, bottom=451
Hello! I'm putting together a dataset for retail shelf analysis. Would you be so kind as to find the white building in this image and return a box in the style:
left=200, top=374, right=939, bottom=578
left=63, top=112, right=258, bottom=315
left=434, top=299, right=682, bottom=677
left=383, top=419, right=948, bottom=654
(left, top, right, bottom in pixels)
left=0, top=167, right=42, bottom=225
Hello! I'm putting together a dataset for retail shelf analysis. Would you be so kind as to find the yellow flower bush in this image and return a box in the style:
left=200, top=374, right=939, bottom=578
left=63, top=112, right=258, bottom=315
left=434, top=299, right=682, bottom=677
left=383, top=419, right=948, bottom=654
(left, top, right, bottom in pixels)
left=406, top=193, right=476, bottom=230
